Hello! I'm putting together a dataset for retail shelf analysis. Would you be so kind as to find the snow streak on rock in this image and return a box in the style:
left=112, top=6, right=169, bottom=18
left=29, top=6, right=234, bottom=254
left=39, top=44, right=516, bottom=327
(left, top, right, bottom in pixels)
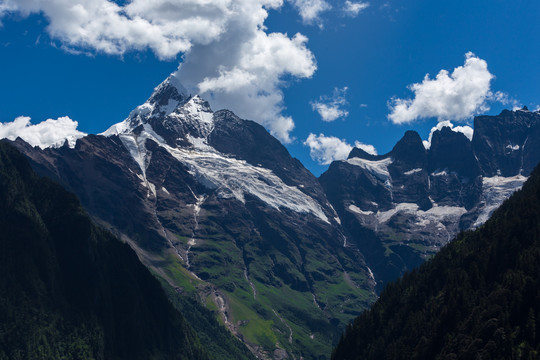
left=473, top=175, right=527, bottom=227
left=347, top=157, right=393, bottom=184
left=186, top=192, right=207, bottom=269
left=164, top=145, right=329, bottom=223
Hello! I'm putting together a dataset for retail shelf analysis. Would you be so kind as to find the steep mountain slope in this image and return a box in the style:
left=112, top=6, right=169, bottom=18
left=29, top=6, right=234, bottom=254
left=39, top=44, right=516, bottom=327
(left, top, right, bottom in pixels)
left=474, top=108, right=540, bottom=177
left=320, top=108, right=540, bottom=291
left=332, top=162, right=540, bottom=360
left=0, top=142, right=207, bottom=360
left=12, top=74, right=375, bottom=359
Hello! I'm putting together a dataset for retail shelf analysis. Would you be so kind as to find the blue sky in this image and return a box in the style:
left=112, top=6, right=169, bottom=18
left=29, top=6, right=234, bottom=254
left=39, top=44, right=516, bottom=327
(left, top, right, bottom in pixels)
left=0, top=0, right=539, bottom=175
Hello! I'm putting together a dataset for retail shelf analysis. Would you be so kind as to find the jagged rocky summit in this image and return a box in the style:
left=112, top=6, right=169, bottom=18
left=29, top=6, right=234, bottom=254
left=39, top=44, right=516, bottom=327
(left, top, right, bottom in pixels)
left=320, top=107, right=540, bottom=291
left=11, top=74, right=375, bottom=360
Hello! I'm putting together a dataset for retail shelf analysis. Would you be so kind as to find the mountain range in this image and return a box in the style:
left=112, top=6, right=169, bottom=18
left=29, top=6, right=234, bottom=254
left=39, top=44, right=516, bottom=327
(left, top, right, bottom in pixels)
left=7, top=74, right=540, bottom=359
left=331, top=146, right=540, bottom=360
left=320, top=107, right=540, bottom=291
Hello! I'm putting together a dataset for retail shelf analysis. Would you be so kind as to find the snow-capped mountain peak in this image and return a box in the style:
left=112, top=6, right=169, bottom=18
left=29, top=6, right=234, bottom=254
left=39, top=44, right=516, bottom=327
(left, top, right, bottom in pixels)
left=100, top=73, right=332, bottom=223
left=163, top=95, right=214, bottom=142
left=148, top=73, right=188, bottom=105
left=101, top=75, right=213, bottom=142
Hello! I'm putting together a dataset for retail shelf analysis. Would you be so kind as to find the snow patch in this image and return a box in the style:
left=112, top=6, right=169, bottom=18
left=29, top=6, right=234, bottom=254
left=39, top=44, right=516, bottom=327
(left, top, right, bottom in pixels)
left=424, top=205, right=467, bottom=217
left=506, top=144, right=520, bottom=151
left=186, top=134, right=214, bottom=151
left=372, top=202, right=467, bottom=227
left=118, top=124, right=166, bottom=198
left=101, top=101, right=155, bottom=137
left=377, top=203, right=419, bottom=223
left=164, top=145, right=329, bottom=223
left=147, top=182, right=156, bottom=198
left=473, top=175, right=527, bottom=227
left=367, top=266, right=376, bottom=286
left=157, top=98, right=180, bottom=117
left=121, top=136, right=148, bottom=176
left=348, top=204, right=374, bottom=216
left=135, top=173, right=156, bottom=198
left=102, top=96, right=213, bottom=139
left=347, top=157, right=393, bottom=183
left=164, top=74, right=188, bottom=96
left=167, top=95, right=214, bottom=139
left=404, top=168, right=422, bottom=175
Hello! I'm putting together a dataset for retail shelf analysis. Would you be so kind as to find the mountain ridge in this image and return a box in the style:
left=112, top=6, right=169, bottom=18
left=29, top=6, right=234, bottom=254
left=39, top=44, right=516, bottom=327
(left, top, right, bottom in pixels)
left=320, top=108, right=540, bottom=291
left=10, top=75, right=375, bottom=359
left=331, top=155, right=540, bottom=360
left=6, top=73, right=540, bottom=359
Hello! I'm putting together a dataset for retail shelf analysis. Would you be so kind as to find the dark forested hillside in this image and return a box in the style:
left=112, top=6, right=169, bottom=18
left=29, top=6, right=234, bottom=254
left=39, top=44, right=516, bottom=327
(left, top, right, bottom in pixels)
left=332, top=163, right=540, bottom=360
left=0, top=141, right=209, bottom=360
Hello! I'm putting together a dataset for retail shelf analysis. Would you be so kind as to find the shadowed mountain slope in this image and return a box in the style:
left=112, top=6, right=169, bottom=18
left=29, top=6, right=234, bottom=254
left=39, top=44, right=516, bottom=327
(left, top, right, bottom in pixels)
left=320, top=108, right=540, bottom=292
left=0, top=141, right=246, bottom=360
left=10, top=74, right=375, bottom=359
left=332, top=162, right=540, bottom=360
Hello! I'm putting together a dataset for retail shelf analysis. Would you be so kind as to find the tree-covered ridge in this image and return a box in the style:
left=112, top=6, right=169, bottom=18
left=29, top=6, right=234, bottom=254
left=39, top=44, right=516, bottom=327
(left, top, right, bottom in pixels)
left=0, top=141, right=208, bottom=360
left=332, top=163, right=540, bottom=360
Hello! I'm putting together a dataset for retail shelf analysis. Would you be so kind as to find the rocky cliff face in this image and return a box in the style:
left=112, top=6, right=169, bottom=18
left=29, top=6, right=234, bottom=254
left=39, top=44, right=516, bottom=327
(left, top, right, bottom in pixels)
left=473, top=108, right=540, bottom=177
left=11, top=74, right=375, bottom=360
left=320, top=108, right=540, bottom=291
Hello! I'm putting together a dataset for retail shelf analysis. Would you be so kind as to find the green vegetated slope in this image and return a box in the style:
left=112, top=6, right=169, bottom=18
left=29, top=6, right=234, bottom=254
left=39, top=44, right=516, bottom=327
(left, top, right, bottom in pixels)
left=332, top=163, right=540, bottom=360
left=187, top=214, right=375, bottom=359
left=159, top=280, right=255, bottom=360
left=151, top=209, right=374, bottom=360
left=0, top=142, right=246, bottom=360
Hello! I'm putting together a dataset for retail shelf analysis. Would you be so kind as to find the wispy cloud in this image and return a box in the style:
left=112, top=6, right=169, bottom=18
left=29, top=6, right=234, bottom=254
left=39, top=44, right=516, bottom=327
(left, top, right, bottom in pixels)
left=388, top=52, right=511, bottom=124
left=342, top=1, right=369, bottom=17
left=304, top=133, right=376, bottom=165
left=290, top=0, right=331, bottom=25
left=311, top=87, right=349, bottom=122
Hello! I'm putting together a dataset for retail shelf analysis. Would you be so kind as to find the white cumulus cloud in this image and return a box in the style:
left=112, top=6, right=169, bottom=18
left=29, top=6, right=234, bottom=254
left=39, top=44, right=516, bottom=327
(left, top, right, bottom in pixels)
left=343, top=1, right=369, bottom=17
left=311, top=87, right=349, bottom=122
left=354, top=141, right=378, bottom=156
left=388, top=52, right=508, bottom=124
left=422, top=120, right=474, bottom=149
left=290, top=0, right=331, bottom=25
left=0, top=116, right=87, bottom=149
left=180, top=29, right=316, bottom=143
left=304, top=133, right=377, bottom=165
left=0, top=0, right=317, bottom=144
